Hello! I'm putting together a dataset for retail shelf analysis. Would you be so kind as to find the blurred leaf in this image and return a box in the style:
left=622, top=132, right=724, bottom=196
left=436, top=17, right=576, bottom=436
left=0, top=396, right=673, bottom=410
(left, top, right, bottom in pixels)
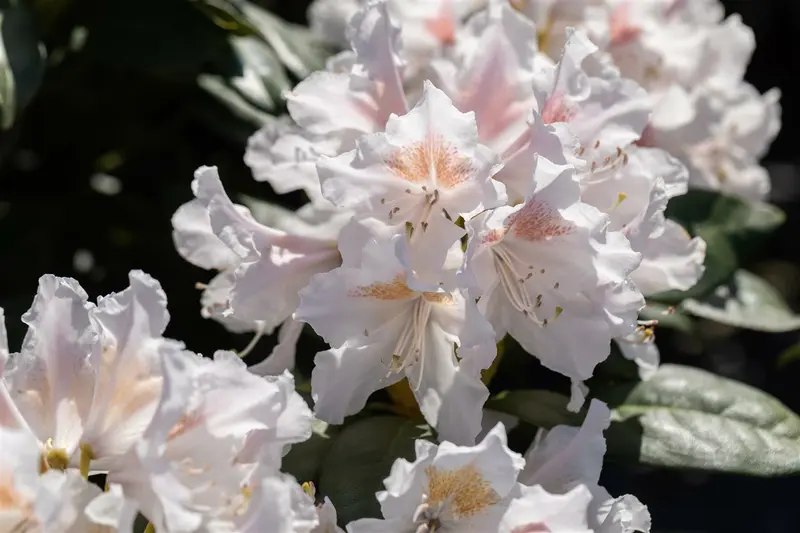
left=282, top=418, right=339, bottom=485
left=682, top=270, right=800, bottom=332
left=318, top=416, right=432, bottom=524
left=639, top=301, right=693, bottom=333
left=777, top=344, right=800, bottom=368
left=194, top=0, right=328, bottom=78
left=239, top=1, right=327, bottom=78
left=0, top=0, right=46, bottom=129
left=598, top=364, right=800, bottom=476
left=82, top=0, right=239, bottom=78
left=486, top=390, right=583, bottom=429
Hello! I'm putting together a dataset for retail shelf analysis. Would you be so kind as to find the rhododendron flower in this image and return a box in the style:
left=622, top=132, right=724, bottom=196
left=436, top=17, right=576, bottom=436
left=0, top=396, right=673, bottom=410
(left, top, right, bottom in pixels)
left=0, top=275, right=95, bottom=467
left=184, top=166, right=346, bottom=372
left=308, top=0, right=482, bottom=68
left=109, top=350, right=315, bottom=532
left=0, top=271, right=184, bottom=472
left=317, top=81, right=505, bottom=235
left=172, top=192, right=264, bottom=333
left=520, top=399, right=651, bottom=533
left=580, top=146, right=705, bottom=296
left=648, top=83, right=781, bottom=200
left=0, top=426, right=134, bottom=532
left=530, top=28, right=651, bottom=177
left=349, top=423, right=593, bottom=533
left=297, top=220, right=496, bottom=444
left=289, top=1, right=408, bottom=139
left=430, top=1, right=541, bottom=154
left=462, top=156, right=643, bottom=408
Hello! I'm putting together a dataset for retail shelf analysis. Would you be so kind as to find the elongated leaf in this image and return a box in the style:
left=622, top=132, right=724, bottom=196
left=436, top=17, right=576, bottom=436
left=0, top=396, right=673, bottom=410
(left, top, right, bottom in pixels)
left=486, top=390, right=583, bottom=429
left=318, top=416, right=432, bottom=524
left=777, top=344, right=800, bottom=368
left=682, top=270, right=800, bottom=332
left=0, top=0, right=46, bottom=129
left=240, top=2, right=327, bottom=78
left=599, top=364, right=800, bottom=476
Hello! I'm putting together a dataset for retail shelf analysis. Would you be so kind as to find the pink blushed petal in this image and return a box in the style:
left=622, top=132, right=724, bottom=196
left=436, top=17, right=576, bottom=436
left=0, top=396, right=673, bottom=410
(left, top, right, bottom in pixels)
left=425, top=0, right=456, bottom=46
left=505, top=199, right=575, bottom=242
left=609, top=3, right=641, bottom=47
left=541, top=93, right=576, bottom=125
left=386, top=134, right=475, bottom=189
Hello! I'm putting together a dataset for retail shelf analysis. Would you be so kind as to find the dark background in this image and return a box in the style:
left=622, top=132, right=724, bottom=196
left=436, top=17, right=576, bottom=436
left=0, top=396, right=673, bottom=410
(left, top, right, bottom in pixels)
left=0, top=1, right=798, bottom=531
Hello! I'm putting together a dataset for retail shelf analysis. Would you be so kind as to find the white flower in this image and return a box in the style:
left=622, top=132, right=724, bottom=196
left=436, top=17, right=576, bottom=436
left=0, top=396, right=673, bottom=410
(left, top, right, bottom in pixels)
left=430, top=0, right=541, bottom=154
left=0, top=425, right=130, bottom=532
left=462, top=155, right=643, bottom=409
left=580, top=146, right=706, bottom=296
left=349, top=423, right=525, bottom=533
left=520, top=399, right=651, bottom=533
left=308, top=0, right=482, bottom=70
left=244, top=116, right=347, bottom=207
left=297, top=220, right=497, bottom=444
left=317, top=81, right=505, bottom=235
left=172, top=196, right=263, bottom=333
left=109, top=350, right=314, bottom=532
left=188, top=166, right=344, bottom=372
left=0, top=272, right=186, bottom=474
left=1, top=275, right=95, bottom=467
left=288, top=1, right=408, bottom=139
left=349, top=423, right=593, bottom=533
left=649, top=83, right=781, bottom=200
left=532, top=28, right=651, bottom=178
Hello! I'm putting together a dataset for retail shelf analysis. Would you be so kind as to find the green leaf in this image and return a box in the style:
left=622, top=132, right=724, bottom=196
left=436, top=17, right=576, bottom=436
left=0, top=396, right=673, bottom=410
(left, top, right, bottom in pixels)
left=485, top=390, right=583, bottom=429
left=194, top=0, right=328, bottom=78
left=681, top=270, right=800, bottom=332
left=0, top=0, right=46, bottom=129
left=318, top=416, right=432, bottom=524
left=282, top=419, right=339, bottom=485
left=239, top=2, right=327, bottom=78
left=599, top=364, right=800, bottom=476
left=777, top=345, right=800, bottom=368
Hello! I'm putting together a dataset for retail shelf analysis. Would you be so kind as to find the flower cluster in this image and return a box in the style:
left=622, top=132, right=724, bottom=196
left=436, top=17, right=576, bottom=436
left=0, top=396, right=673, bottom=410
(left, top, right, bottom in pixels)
left=0, top=272, right=320, bottom=532
left=307, top=0, right=781, bottom=200
left=0, top=0, right=783, bottom=531
left=176, top=0, right=715, bottom=443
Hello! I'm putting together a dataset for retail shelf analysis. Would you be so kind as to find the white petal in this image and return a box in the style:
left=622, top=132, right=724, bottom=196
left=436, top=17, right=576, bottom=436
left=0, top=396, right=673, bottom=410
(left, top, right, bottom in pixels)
left=521, top=399, right=610, bottom=491
left=311, top=337, right=403, bottom=425
left=5, top=275, right=96, bottom=456
left=406, top=319, right=490, bottom=445
left=595, top=493, right=652, bottom=533
left=500, top=484, right=593, bottom=533
left=632, top=219, right=706, bottom=296
left=317, top=81, right=504, bottom=230
left=84, top=483, right=138, bottom=533
left=83, top=270, right=173, bottom=464
left=249, top=318, right=304, bottom=376
left=171, top=199, right=240, bottom=270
